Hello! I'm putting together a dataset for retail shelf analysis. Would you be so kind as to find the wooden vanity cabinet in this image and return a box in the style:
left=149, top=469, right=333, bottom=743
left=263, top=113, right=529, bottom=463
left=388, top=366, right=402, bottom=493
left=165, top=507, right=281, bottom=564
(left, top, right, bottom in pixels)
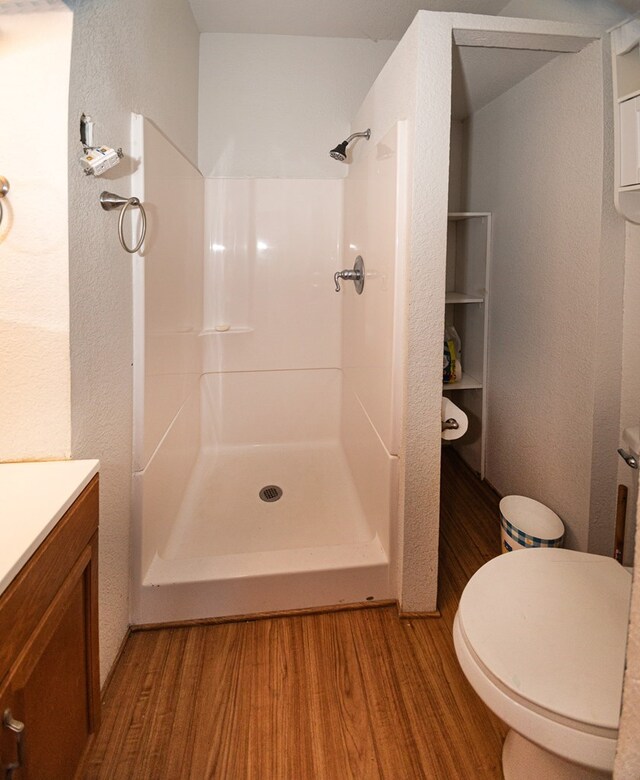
left=0, top=476, right=100, bottom=780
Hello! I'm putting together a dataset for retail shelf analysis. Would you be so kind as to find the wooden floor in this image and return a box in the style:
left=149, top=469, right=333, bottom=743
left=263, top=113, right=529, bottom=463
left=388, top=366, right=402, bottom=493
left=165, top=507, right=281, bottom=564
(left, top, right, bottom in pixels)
left=77, top=449, right=506, bottom=779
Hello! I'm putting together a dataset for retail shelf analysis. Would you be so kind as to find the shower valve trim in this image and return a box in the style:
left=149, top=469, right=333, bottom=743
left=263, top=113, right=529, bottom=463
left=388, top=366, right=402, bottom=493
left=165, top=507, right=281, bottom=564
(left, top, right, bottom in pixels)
left=334, top=255, right=365, bottom=294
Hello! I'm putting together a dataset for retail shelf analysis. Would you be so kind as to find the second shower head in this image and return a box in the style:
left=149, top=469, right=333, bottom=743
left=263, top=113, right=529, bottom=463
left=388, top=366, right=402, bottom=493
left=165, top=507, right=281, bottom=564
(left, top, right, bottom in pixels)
left=329, top=129, right=371, bottom=162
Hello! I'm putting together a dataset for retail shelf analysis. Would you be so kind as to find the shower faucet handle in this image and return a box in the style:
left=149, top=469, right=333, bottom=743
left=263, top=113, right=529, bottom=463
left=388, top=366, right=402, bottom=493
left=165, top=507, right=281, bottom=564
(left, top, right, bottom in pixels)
left=334, top=255, right=365, bottom=295
left=334, top=269, right=360, bottom=291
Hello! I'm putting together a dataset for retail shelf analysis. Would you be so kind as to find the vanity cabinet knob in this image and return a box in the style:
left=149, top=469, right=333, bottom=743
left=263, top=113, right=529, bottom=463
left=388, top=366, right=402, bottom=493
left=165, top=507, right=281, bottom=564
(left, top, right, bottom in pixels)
left=3, top=709, right=25, bottom=779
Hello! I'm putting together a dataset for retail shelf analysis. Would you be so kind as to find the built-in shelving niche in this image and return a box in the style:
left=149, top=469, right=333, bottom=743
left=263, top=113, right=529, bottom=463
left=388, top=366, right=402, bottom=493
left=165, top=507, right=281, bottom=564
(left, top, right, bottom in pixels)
left=443, top=212, right=491, bottom=479
left=613, top=20, right=640, bottom=224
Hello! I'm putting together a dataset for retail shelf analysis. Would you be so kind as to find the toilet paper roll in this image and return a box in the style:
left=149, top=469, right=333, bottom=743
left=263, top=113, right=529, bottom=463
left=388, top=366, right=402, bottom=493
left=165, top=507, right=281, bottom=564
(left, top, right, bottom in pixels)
left=441, top=396, right=469, bottom=441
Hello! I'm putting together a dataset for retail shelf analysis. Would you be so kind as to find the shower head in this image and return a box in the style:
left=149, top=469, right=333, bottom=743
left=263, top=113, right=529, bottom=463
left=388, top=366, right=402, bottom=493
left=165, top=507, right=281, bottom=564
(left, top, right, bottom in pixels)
left=330, top=141, right=349, bottom=161
left=329, top=129, right=371, bottom=162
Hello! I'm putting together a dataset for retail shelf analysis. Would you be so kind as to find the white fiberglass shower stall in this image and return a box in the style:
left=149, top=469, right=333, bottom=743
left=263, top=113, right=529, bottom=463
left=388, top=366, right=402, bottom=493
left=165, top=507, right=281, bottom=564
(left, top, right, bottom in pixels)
left=130, top=115, right=408, bottom=624
left=129, top=11, right=598, bottom=625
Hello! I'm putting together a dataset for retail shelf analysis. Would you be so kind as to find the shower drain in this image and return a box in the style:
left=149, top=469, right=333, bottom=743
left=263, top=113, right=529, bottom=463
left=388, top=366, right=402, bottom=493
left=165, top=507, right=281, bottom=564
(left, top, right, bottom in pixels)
left=259, top=485, right=283, bottom=502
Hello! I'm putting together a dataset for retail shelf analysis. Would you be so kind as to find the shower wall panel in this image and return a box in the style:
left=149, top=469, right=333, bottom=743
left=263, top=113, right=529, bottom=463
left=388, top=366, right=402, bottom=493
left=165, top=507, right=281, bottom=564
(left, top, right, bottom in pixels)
left=202, top=178, right=342, bottom=373
left=130, top=114, right=204, bottom=621
left=201, top=369, right=341, bottom=448
left=131, top=115, right=204, bottom=473
left=134, top=386, right=201, bottom=579
left=339, top=122, right=407, bottom=561
left=341, top=122, right=407, bottom=456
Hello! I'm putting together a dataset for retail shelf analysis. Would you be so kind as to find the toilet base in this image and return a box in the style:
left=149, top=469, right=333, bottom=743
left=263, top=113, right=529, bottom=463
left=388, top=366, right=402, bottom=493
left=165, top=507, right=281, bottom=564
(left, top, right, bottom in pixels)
left=502, top=731, right=612, bottom=780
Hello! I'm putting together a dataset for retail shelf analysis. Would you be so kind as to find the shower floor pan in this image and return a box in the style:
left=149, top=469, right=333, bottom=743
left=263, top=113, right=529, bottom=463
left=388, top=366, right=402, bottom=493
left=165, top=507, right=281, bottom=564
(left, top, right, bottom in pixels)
left=139, top=441, right=390, bottom=623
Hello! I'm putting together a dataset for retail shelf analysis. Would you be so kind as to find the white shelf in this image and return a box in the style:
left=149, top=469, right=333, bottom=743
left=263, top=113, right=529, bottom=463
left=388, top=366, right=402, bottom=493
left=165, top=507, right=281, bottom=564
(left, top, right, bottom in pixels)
left=443, top=211, right=491, bottom=478
left=443, top=373, right=483, bottom=391
left=448, top=212, right=490, bottom=221
left=445, top=291, right=484, bottom=304
left=199, top=326, right=254, bottom=336
left=618, top=87, right=640, bottom=104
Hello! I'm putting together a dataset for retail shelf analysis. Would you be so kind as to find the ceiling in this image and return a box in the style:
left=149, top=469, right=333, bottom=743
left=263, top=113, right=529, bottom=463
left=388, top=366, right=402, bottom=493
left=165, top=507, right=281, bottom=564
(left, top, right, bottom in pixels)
left=452, top=46, right=559, bottom=119
left=189, top=0, right=637, bottom=39
left=610, top=0, right=640, bottom=11
left=0, top=0, right=67, bottom=12
left=188, top=0, right=511, bottom=40
left=188, top=1, right=634, bottom=120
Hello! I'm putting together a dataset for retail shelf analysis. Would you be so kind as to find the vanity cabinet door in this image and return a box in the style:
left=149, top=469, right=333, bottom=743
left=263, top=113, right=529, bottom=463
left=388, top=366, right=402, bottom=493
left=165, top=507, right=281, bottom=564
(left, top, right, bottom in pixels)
left=0, top=543, right=95, bottom=780
left=0, top=479, right=99, bottom=780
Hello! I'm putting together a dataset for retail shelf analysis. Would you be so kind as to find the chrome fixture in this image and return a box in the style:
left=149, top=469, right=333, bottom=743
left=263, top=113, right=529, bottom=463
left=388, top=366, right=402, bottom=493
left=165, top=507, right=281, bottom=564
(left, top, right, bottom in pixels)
left=442, top=418, right=460, bottom=432
left=100, top=191, right=147, bottom=254
left=0, top=176, right=10, bottom=228
left=618, top=448, right=638, bottom=469
left=334, top=255, right=365, bottom=294
left=329, top=129, right=371, bottom=162
left=80, top=113, right=123, bottom=176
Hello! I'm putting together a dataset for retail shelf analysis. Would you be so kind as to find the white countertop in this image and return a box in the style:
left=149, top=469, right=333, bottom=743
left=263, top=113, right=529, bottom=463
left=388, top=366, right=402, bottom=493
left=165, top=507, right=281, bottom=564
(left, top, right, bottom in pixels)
left=0, top=459, right=99, bottom=597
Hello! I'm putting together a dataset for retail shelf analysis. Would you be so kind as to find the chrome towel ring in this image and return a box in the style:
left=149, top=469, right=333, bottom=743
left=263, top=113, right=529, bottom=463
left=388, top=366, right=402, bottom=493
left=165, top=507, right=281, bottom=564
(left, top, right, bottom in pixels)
left=100, top=190, right=147, bottom=254
left=0, top=176, right=10, bottom=227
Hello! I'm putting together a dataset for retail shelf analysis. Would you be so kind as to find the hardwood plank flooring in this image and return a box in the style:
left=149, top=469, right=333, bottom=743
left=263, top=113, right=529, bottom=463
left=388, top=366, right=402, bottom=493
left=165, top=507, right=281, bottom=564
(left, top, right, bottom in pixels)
left=77, top=449, right=506, bottom=779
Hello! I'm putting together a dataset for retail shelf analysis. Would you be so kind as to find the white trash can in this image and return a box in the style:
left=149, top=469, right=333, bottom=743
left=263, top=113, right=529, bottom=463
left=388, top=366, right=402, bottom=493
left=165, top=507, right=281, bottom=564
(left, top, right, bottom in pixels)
left=499, top=495, right=564, bottom=554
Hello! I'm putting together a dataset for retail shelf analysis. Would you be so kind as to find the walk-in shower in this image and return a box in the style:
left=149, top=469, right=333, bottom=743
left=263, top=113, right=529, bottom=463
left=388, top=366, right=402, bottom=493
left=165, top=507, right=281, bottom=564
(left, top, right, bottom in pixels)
left=131, top=115, right=407, bottom=624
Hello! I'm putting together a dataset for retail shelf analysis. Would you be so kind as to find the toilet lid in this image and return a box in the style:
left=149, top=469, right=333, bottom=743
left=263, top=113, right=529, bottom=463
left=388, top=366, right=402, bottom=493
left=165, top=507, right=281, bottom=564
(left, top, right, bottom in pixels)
left=458, top=548, right=632, bottom=731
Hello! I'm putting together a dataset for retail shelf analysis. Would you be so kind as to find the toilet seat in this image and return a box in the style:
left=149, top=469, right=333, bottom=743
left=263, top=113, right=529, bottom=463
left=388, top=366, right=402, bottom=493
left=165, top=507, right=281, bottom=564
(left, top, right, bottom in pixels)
left=454, top=548, right=632, bottom=772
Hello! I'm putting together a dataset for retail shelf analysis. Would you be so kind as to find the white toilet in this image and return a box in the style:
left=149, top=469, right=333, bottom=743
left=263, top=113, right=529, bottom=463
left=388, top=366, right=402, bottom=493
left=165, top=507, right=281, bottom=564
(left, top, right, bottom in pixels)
left=453, top=548, right=632, bottom=779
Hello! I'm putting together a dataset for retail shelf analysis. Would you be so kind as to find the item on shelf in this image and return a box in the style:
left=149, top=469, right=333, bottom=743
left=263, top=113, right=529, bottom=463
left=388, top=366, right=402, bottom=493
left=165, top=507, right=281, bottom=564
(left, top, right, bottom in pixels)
left=443, top=325, right=462, bottom=384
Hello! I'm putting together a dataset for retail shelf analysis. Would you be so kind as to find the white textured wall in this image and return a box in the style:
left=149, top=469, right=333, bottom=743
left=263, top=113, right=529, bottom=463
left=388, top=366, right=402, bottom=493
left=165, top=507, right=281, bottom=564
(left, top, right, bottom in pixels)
left=448, top=119, right=465, bottom=212
left=589, top=35, right=627, bottom=557
left=463, top=41, right=624, bottom=551
left=616, top=496, right=640, bottom=778
left=0, top=10, right=72, bottom=462
left=614, top=227, right=640, bottom=775
left=352, top=12, right=449, bottom=611
left=618, top=223, right=640, bottom=564
left=68, top=0, right=199, bottom=683
left=198, top=33, right=396, bottom=178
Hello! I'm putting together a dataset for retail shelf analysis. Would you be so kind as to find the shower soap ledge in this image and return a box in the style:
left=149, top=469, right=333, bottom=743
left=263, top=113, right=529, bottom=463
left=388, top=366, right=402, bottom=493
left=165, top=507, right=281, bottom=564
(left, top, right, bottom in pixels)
left=200, top=326, right=253, bottom=336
